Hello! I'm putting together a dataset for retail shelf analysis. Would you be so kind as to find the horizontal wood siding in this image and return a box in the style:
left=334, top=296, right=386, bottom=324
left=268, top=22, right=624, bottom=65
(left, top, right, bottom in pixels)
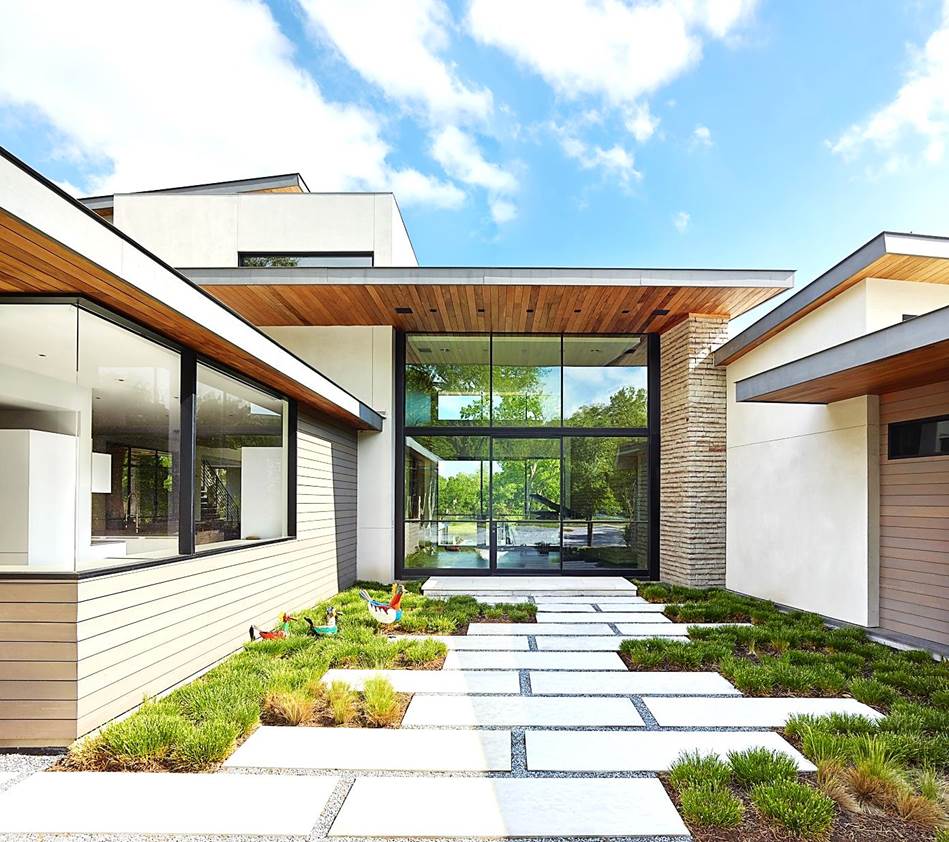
left=878, top=380, right=949, bottom=646
left=0, top=579, right=78, bottom=747
left=0, top=411, right=357, bottom=745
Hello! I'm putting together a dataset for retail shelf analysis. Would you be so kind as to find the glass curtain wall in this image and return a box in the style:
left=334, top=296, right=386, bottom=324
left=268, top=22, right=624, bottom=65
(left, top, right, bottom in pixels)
left=403, top=333, right=650, bottom=574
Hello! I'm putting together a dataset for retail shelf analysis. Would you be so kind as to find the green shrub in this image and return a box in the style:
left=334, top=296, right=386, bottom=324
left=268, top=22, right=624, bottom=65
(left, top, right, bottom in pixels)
left=728, top=747, right=798, bottom=788
left=362, top=677, right=400, bottom=726
left=679, top=784, right=744, bottom=828
left=668, top=751, right=732, bottom=791
left=751, top=780, right=835, bottom=839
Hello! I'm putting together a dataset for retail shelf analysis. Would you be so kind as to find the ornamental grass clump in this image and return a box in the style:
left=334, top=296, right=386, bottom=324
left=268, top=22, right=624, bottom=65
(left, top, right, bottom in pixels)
left=727, top=747, right=798, bottom=789
left=678, top=784, right=744, bottom=828
left=325, top=680, right=357, bottom=725
left=668, top=751, right=732, bottom=791
left=362, top=676, right=400, bottom=727
left=750, top=780, right=835, bottom=840
left=262, top=689, right=314, bottom=726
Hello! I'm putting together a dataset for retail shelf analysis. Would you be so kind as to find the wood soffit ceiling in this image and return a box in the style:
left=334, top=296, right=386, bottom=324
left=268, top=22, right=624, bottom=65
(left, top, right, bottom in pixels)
left=195, top=281, right=788, bottom=334
left=0, top=209, right=375, bottom=429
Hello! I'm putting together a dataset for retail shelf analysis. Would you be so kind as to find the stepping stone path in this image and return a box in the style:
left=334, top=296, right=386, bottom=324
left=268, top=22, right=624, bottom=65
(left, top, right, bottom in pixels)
left=0, top=576, right=882, bottom=840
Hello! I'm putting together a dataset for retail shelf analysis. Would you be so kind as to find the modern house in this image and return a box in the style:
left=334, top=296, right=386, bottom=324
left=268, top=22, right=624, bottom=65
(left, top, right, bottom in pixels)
left=0, top=144, right=945, bottom=749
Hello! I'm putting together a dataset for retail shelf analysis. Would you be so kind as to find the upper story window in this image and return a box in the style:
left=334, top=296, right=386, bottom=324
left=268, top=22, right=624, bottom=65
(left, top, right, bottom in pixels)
left=238, top=252, right=373, bottom=268
left=889, top=415, right=949, bottom=459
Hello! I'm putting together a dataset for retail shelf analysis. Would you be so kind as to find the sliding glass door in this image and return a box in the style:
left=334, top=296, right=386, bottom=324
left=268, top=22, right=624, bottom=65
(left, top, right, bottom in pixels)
left=401, top=333, right=654, bottom=576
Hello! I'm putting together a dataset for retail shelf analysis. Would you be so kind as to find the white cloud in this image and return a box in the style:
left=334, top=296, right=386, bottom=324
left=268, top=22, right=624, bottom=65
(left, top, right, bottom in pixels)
left=553, top=123, right=641, bottom=185
left=467, top=0, right=757, bottom=105
left=625, top=102, right=659, bottom=142
left=673, top=210, right=690, bottom=232
left=388, top=168, right=465, bottom=208
left=830, top=4, right=949, bottom=168
left=489, top=198, right=517, bottom=223
left=692, top=124, right=713, bottom=146
left=0, top=0, right=457, bottom=206
left=431, top=126, right=517, bottom=192
left=299, top=0, right=492, bottom=122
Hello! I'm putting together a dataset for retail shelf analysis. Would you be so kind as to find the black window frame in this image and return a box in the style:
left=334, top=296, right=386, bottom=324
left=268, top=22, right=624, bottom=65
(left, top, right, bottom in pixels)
left=888, top=413, right=949, bottom=460
left=396, top=330, right=660, bottom=579
left=0, top=294, right=298, bottom=578
left=238, top=251, right=374, bottom=268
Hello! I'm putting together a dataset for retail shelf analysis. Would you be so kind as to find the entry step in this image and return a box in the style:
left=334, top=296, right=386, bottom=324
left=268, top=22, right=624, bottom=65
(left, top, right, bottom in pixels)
left=422, top=575, right=637, bottom=598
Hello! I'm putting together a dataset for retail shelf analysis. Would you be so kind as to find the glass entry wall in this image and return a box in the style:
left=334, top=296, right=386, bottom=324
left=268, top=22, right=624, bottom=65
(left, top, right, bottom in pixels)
left=402, top=333, right=654, bottom=575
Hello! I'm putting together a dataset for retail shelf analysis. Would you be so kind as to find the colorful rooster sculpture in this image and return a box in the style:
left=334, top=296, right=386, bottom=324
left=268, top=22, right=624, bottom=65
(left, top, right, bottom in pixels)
left=249, top=612, right=295, bottom=642
left=305, top=606, right=338, bottom=636
left=359, top=583, right=404, bottom=624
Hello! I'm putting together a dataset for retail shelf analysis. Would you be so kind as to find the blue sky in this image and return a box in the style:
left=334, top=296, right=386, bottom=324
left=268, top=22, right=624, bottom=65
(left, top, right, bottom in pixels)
left=1, top=0, right=948, bottom=330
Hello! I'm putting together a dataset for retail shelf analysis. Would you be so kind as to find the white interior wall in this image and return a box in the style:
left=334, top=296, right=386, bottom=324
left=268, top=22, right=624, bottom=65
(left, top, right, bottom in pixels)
left=263, top=325, right=395, bottom=583
left=112, top=193, right=417, bottom=268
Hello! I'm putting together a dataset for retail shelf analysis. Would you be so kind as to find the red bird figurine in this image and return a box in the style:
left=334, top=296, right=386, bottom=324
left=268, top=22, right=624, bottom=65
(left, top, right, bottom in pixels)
left=249, top=612, right=295, bottom=641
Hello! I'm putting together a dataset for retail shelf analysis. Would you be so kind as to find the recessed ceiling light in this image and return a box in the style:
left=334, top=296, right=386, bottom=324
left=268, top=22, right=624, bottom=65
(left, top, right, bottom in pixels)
left=621, top=309, right=630, bottom=314
left=117, top=378, right=125, bottom=382
left=395, top=306, right=413, bottom=314
left=653, top=308, right=670, bottom=316
left=477, top=308, right=485, bottom=313
left=37, top=353, right=47, bottom=358
left=526, top=308, right=534, bottom=313
left=418, top=347, right=432, bottom=353
left=574, top=309, right=581, bottom=313
left=429, top=308, right=437, bottom=313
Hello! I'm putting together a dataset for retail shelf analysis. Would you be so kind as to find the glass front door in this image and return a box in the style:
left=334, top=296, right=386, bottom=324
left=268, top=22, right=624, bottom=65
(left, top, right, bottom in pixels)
left=491, top=437, right=561, bottom=571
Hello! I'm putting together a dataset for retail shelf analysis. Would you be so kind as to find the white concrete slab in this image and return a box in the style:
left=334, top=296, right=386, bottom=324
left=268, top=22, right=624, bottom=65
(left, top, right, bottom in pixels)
left=533, top=596, right=647, bottom=605
left=443, top=650, right=627, bottom=670
left=0, top=772, right=18, bottom=787
left=403, top=694, right=644, bottom=727
left=330, top=776, right=686, bottom=838
left=595, top=602, right=667, bottom=612
left=225, top=726, right=511, bottom=771
left=616, top=622, right=751, bottom=635
left=389, top=634, right=530, bottom=650
left=645, top=696, right=886, bottom=727
left=529, top=670, right=740, bottom=695
left=467, top=622, right=616, bottom=635
left=423, top=576, right=637, bottom=595
left=0, top=772, right=336, bottom=836
left=526, top=730, right=816, bottom=772
left=320, top=668, right=520, bottom=694
left=538, top=612, right=672, bottom=624
left=534, top=602, right=597, bottom=611
left=536, top=636, right=687, bottom=650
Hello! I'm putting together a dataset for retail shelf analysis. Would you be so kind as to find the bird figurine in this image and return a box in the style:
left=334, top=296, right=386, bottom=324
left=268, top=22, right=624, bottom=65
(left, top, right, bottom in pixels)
left=359, top=583, right=405, bottom=624
left=304, top=606, right=338, bottom=636
left=249, top=612, right=295, bottom=641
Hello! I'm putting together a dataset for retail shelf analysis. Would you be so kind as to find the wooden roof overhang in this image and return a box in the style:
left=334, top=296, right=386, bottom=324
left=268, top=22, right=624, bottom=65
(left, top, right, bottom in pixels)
left=716, top=232, right=949, bottom=366
left=0, top=149, right=381, bottom=431
left=735, top=305, right=949, bottom=404
left=183, top=266, right=794, bottom=334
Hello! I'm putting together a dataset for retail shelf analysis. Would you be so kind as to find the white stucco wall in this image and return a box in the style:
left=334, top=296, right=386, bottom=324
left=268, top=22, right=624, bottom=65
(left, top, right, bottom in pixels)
left=112, top=193, right=417, bottom=268
left=262, top=325, right=396, bottom=583
left=725, top=277, right=949, bottom=626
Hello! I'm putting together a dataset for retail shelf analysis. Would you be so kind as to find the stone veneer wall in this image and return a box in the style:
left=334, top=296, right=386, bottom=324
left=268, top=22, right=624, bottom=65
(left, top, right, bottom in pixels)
left=659, top=315, right=729, bottom=587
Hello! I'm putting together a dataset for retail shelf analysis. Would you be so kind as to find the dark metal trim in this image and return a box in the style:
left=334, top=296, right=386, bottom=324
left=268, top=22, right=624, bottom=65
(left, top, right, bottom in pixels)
left=287, top=400, right=298, bottom=537
left=179, top=348, right=197, bottom=556
left=394, top=330, right=407, bottom=581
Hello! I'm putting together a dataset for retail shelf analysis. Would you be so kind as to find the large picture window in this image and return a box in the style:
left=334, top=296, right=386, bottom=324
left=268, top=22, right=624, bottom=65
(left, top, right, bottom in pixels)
left=195, top=365, right=288, bottom=550
left=0, top=300, right=294, bottom=574
left=400, top=333, right=654, bottom=575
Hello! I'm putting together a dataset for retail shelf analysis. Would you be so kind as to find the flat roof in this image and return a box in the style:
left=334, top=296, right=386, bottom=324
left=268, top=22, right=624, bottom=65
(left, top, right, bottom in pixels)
left=716, top=232, right=949, bottom=366
left=735, top=305, right=949, bottom=404
left=79, top=173, right=310, bottom=210
left=0, top=147, right=382, bottom=431
left=182, top=265, right=795, bottom=335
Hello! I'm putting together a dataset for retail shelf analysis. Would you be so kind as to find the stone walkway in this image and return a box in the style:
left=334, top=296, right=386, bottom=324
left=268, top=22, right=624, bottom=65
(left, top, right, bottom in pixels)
left=0, top=576, right=885, bottom=841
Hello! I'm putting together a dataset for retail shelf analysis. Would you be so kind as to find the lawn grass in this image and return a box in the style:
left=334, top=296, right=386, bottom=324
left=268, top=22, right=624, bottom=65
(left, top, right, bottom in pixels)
left=636, top=582, right=948, bottom=839
left=62, top=581, right=531, bottom=772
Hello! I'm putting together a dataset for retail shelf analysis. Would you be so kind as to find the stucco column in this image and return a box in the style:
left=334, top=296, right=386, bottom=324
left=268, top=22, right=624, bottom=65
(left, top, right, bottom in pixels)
left=659, top=315, right=729, bottom=587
